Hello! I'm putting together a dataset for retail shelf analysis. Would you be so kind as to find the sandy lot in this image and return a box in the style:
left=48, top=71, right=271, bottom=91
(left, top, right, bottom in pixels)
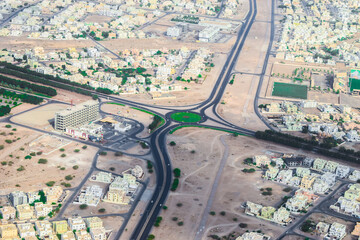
left=11, top=103, right=68, bottom=129
left=0, top=123, right=98, bottom=194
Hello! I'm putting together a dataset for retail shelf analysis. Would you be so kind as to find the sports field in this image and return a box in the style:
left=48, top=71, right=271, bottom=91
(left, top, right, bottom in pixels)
left=272, top=82, right=307, bottom=99
left=170, top=112, right=202, bottom=123
left=349, top=78, right=360, bottom=92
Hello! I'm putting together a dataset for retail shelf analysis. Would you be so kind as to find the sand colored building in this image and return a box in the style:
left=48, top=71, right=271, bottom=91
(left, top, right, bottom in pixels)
left=84, top=217, right=103, bottom=229
left=300, top=175, right=317, bottom=190
left=260, top=207, right=276, bottom=220
left=253, top=155, right=271, bottom=167
left=236, top=232, right=270, bottom=240
left=9, top=191, right=28, bottom=207
left=103, top=189, right=130, bottom=205
left=16, top=204, right=34, bottom=220
left=53, top=221, right=69, bottom=234
left=0, top=206, right=16, bottom=220
left=68, top=217, right=86, bottom=231
left=34, top=202, right=53, bottom=218
left=61, top=231, right=76, bottom=240
left=352, top=222, right=360, bottom=236
left=0, top=224, right=18, bottom=239
left=43, top=186, right=63, bottom=204
left=35, top=220, right=54, bottom=238
left=75, top=229, right=92, bottom=240
left=17, top=223, right=36, bottom=238
left=316, top=222, right=330, bottom=234
left=312, top=158, right=327, bottom=171
left=89, top=227, right=106, bottom=240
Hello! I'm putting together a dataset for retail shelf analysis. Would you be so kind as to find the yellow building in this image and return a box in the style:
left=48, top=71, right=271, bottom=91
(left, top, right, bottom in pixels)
left=52, top=221, right=69, bottom=234
left=16, top=204, right=34, bottom=220
left=300, top=175, right=317, bottom=190
left=352, top=222, right=360, bottom=236
left=0, top=224, right=18, bottom=239
left=103, top=189, right=130, bottom=205
left=84, top=217, right=103, bottom=229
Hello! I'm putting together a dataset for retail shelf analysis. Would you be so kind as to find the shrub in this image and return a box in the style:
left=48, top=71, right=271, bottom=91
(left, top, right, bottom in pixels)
left=115, top=152, right=123, bottom=156
left=59, top=148, right=65, bottom=152
left=73, top=165, right=79, bottom=170
left=30, top=152, right=36, bottom=156
left=239, top=223, right=248, bottom=228
left=98, top=208, right=106, bottom=213
left=99, top=151, right=107, bottom=156
left=176, top=203, right=183, bottom=207
left=17, top=166, right=25, bottom=171
left=173, top=168, right=181, bottom=178
left=5, top=139, right=12, bottom=144
left=283, top=187, right=292, bottom=192
left=82, top=145, right=87, bottom=149
left=0, top=145, right=4, bottom=150
left=177, top=221, right=184, bottom=226
left=209, top=211, right=216, bottom=216
left=79, top=204, right=88, bottom=209
left=169, top=141, right=176, bottom=146
left=162, top=206, right=168, bottom=210
left=5, top=124, right=11, bottom=128
left=172, top=217, right=178, bottom=221
left=74, top=149, right=80, bottom=153
left=65, top=175, right=73, bottom=181
left=60, top=167, right=65, bottom=170
left=36, top=151, right=42, bottom=155
left=220, top=211, right=226, bottom=216
left=109, top=167, right=115, bottom=171
left=61, top=154, right=66, bottom=157
left=12, top=128, right=16, bottom=131
left=46, top=181, right=55, bottom=187
left=1, top=161, right=7, bottom=165
left=38, top=159, right=48, bottom=164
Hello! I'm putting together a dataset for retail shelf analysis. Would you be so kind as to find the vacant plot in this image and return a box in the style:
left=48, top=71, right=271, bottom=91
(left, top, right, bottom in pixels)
left=170, top=112, right=202, bottom=123
left=272, top=82, right=307, bottom=99
left=349, top=78, right=360, bottom=92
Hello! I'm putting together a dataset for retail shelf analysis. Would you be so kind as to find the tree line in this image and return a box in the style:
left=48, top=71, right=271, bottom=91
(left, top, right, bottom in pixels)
left=0, top=62, right=114, bottom=97
left=0, top=72, right=57, bottom=96
left=0, top=88, right=44, bottom=105
left=255, top=130, right=360, bottom=164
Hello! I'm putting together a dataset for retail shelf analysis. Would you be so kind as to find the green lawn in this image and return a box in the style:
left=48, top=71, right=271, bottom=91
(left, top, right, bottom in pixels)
left=272, top=82, right=307, bottom=99
left=170, top=112, right=202, bottom=123
left=349, top=78, right=360, bottom=92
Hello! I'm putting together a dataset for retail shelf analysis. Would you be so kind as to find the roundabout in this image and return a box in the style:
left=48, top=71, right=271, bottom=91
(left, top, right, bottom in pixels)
left=170, top=112, right=202, bottom=123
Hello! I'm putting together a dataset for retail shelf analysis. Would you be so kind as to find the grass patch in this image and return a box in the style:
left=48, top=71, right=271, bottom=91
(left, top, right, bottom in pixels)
left=272, top=82, right=307, bottom=99
left=169, top=125, right=248, bottom=136
left=170, top=112, right=202, bottom=123
left=350, top=78, right=360, bottom=92
left=106, top=102, right=125, bottom=106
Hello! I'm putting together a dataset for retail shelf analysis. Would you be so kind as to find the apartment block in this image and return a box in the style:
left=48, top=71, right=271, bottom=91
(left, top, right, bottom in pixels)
left=55, top=100, right=99, bottom=131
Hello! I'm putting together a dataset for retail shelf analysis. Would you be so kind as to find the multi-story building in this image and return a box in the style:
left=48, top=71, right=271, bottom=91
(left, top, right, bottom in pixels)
left=34, top=202, right=53, bottom=218
left=84, top=217, right=103, bottom=229
left=43, top=186, right=63, bottom=204
left=336, top=165, right=351, bottom=178
left=300, top=175, right=317, bottom=190
left=16, top=204, right=34, bottom=220
left=276, top=170, right=293, bottom=184
left=55, top=100, right=100, bottom=131
left=91, top=172, right=112, bottom=183
left=103, top=189, right=129, bottom=205
left=90, top=227, right=106, bottom=240
left=68, top=217, right=86, bottom=231
left=324, top=161, right=339, bottom=173
left=9, top=191, right=28, bottom=206
left=75, top=229, right=92, bottom=240
left=265, top=167, right=279, bottom=180
left=316, top=222, right=330, bottom=235
left=27, top=191, right=41, bottom=204
left=296, top=167, right=310, bottom=178
left=326, top=222, right=346, bottom=240
left=260, top=207, right=276, bottom=220
left=77, top=185, right=103, bottom=206
left=62, top=231, right=76, bottom=240
left=17, top=223, right=36, bottom=238
left=352, top=222, right=360, bottom=237
left=35, top=220, right=54, bottom=238
left=253, top=155, right=271, bottom=167
left=272, top=207, right=291, bottom=225
left=245, top=201, right=263, bottom=216
left=236, top=232, right=270, bottom=240
left=349, top=170, right=360, bottom=182
left=312, top=158, right=327, bottom=171
left=53, top=221, right=69, bottom=234
left=0, top=224, right=18, bottom=239
left=0, top=206, right=16, bottom=220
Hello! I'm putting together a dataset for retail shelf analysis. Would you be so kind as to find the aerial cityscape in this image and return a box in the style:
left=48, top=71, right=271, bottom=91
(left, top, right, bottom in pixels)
left=1, top=0, right=360, bottom=240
